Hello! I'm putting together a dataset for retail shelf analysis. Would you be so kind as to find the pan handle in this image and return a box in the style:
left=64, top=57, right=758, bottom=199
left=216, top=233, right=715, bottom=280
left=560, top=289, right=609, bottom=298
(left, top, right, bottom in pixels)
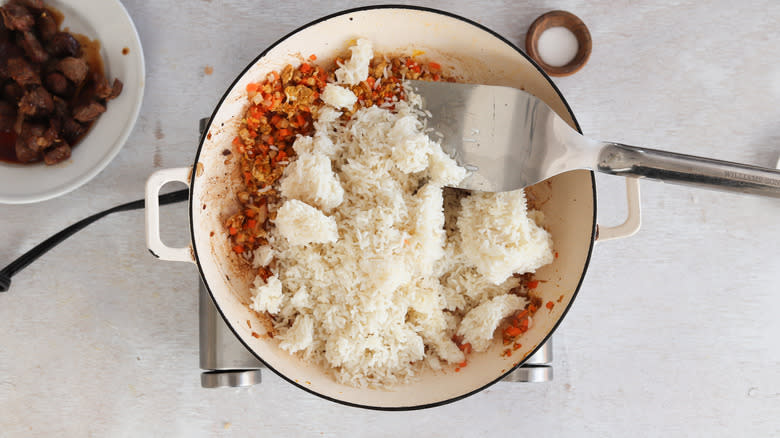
left=145, top=167, right=194, bottom=263
left=596, top=177, right=642, bottom=242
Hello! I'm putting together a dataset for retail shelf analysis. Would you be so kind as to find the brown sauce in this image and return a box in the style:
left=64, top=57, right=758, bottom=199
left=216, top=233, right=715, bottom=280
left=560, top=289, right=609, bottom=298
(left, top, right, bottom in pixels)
left=46, top=6, right=64, bottom=26
left=0, top=130, right=18, bottom=163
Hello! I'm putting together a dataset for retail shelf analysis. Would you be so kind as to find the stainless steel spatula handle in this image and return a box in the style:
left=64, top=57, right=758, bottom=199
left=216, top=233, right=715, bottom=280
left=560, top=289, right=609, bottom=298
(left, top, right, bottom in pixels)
left=597, top=143, right=780, bottom=197
left=409, top=80, right=780, bottom=197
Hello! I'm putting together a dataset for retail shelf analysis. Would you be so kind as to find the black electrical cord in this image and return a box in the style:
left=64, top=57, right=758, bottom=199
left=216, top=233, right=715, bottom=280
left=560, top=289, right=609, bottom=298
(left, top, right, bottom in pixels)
left=0, top=189, right=190, bottom=292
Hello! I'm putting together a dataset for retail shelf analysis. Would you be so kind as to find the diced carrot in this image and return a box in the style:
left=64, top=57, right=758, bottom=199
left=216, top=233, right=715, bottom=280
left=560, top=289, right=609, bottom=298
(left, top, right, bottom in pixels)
left=232, top=136, right=242, bottom=146
left=309, top=54, right=317, bottom=61
left=513, top=343, right=522, bottom=350
left=366, top=76, right=376, bottom=88
left=504, top=326, right=522, bottom=337
left=246, top=219, right=257, bottom=229
left=458, top=361, right=467, bottom=368
left=278, top=128, right=291, bottom=138
left=245, top=209, right=256, bottom=218
left=527, top=280, right=539, bottom=289
left=300, top=63, right=312, bottom=73
left=246, top=82, right=259, bottom=93
left=229, top=226, right=237, bottom=235
left=249, top=105, right=265, bottom=119
left=546, top=301, right=555, bottom=310
left=519, top=318, right=529, bottom=332
left=429, top=62, right=441, bottom=70
left=233, top=245, right=244, bottom=254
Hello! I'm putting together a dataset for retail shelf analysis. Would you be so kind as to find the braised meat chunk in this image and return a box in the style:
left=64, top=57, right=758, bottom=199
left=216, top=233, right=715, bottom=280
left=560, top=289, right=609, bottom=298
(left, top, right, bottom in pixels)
left=3, top=80, right=24, bottom=101
left=14, top=122, right=46, bottom=162
left=46, top=31, right=80, bottom=58
left=60, top=117, right=84, bottom=144
left=17, top=30, right=47, bottom=63
left=72, top=101, right=105, bottom=122
left=1, top=3, right=34, bottom=32
left=44, top=71, right=68, bottom=95
left=94, top=74, right=123, bottom=100
left=35, top=10, right=56, bottom=41
left=108, top=79, right=123, bottom=99
left=57, top=56, right=87, bottom=84
left=7, top=57, right=39, bottom=86
left=18, top=85, right=53, bottom=117
left=43, top=142, right=70, bottom=165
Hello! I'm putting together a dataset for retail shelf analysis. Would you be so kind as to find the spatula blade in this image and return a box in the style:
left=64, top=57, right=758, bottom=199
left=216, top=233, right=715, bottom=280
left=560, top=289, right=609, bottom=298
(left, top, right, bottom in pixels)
left=407, top=80, right=571, bottom=192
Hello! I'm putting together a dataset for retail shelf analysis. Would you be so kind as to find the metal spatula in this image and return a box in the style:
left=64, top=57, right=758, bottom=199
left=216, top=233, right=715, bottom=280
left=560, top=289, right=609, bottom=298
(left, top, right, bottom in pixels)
left=408, top=80, right=780, bottom=197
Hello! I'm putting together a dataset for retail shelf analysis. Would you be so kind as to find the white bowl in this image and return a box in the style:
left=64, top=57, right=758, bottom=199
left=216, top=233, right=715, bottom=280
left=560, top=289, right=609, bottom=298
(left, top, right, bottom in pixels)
left=0, top=0, right=145, bottom=204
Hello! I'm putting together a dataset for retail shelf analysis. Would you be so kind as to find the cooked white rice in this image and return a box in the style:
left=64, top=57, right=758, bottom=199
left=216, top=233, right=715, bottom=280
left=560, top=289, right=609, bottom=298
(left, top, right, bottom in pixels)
left=249, top=40, right=553, bottom=387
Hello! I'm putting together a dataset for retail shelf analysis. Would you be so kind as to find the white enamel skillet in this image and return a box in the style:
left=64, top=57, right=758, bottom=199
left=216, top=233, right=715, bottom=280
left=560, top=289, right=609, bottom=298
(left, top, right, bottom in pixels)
left=144, top=6, right=640, bottom=410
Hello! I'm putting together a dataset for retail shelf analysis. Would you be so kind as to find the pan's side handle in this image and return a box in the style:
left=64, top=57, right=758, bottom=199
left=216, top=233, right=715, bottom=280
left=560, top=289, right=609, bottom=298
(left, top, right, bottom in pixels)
left=145, top=167, right=194, bottom=263
left=596, top=177, right=641, bottom=242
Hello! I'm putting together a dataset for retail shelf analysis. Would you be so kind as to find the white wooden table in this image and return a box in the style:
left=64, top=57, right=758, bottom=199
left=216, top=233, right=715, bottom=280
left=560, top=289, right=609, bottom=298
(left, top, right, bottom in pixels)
left=2, top=1, right=779, bottom=436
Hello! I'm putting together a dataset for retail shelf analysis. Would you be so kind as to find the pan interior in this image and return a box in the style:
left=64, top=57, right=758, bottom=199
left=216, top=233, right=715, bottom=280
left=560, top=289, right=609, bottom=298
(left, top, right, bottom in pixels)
left=189, top=6, right=596, bottom=409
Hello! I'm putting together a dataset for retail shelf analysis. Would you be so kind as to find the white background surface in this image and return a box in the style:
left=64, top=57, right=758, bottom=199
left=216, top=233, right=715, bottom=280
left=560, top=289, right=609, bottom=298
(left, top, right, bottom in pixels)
left=2, top=1, right=779, bottom=436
